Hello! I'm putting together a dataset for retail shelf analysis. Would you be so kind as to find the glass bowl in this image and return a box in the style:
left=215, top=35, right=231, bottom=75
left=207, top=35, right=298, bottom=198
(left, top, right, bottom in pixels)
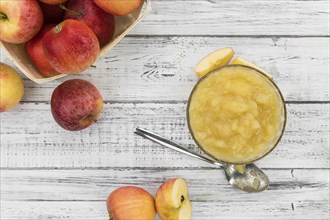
left=187, top=64, right=287, bottom=165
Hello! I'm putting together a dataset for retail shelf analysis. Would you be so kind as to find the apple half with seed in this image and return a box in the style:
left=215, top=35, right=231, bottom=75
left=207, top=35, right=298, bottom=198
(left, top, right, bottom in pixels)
left=155, top=178, right=192, bottom=220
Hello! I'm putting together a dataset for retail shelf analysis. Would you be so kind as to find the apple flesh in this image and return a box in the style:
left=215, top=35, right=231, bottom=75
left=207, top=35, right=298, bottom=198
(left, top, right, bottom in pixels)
left=38, top=0, right=68, bottom=5
left=25, top=25, right=60, bottom=77
left=93, top=0, right=144, bottom=16
left=39, top=2, right=65, bottom=24
left=195, top=47, right=234, bottom=78
left=42, top=19, right=100, bottom=74
left=106, top=186, right=156, bottom=220
left=155, top=178, right=192, bottom=220
left=63, top=0, right=115, bottom=47
left=231, top=57, right=273, bottom=79
left=0, top=0, right=43, bottom=44
left=0, top=63, right=24, bottom=112
left=50, top=79, right=103, bottom=131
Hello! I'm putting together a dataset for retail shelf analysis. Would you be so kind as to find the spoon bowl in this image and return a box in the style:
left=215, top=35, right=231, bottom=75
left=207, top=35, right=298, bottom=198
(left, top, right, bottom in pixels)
left=134, top=127, right=269, bottom=193
left=224, top=164, right=269, bottom=192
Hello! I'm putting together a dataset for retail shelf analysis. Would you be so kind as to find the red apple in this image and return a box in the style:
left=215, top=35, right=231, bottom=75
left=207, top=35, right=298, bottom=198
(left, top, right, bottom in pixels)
left=0, top=0, right=43, bottom=44
left=0, top=63, right=24, bottom=112
left=38, top=0, right=68, bottom=5
left=63, top=0, right=115, bottom=47
left=93, top=0, right=144, bottom=16
left=51, top=79, right=103, bottom=131
left=42, top=19, right=100, bottom=74
left=39, top=1, right=65, bottom=24
left=25, top=25, right=61, bottom=77
left=106, top=186, right=156, bottom=220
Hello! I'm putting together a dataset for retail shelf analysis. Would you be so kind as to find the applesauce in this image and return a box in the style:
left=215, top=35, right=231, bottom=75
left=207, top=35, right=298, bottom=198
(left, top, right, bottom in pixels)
left=187, top=65, right=286, bottom=164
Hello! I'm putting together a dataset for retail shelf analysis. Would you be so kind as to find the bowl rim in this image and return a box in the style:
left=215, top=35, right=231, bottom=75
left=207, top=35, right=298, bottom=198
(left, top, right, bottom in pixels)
left=186, top=64, right=287, bottom=165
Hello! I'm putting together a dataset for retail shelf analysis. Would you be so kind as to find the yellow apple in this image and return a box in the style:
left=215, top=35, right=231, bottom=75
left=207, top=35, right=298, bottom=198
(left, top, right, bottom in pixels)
left=155, top=178, right=192, bottom=220
left=0, top=63, right=24, bottom=112
left=195, top=47, right=234, bottom=78
left=106, top=186, right=156, bottom=220
left=231, top=57, right=273, bottom=79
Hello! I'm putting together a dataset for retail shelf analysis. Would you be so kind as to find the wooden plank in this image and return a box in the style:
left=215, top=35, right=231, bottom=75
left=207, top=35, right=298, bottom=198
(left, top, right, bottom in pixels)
left=131, top=0, right=330, bottom=36
left=1, top=169, right=329, bottom=219
left=1, top=37, right=329, bottom=102
left=1, top=103, right=328, bottom=169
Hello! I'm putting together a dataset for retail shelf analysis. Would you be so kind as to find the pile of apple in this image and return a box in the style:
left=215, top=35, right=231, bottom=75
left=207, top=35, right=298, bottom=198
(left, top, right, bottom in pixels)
left=0, top=0, right=144, bottom=76
left=107, top=178, right=192, bottom=220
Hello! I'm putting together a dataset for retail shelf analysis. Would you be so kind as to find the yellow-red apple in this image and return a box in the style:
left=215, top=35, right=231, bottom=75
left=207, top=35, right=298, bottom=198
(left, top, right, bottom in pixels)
left=0, top=0, right=43, bottom=44
left=93, top=0, right=144, bottom=16
left=155, top=178, right=192, bottom=220
left=63, top=0, right=115, bottom=47
left=25, top=25, right=60, bottom=77
left=51, top=79, right=103, bottom=131
left=42, top=19, right=100, bottom=74
left=0, top=63, right=24, bottom=112
left=38, top=0, right=68, bottom=5
left=106, top=186, right=156, bottom=220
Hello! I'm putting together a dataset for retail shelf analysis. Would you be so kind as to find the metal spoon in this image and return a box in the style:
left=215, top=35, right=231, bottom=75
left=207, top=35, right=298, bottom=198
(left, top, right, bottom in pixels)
left=134, top=127, right=269, bottom=193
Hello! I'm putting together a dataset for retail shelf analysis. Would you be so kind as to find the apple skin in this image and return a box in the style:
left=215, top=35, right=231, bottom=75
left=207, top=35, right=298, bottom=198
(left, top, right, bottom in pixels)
left=39, top=1, right=65, bottom=24
left=93, top=0, right=144, bottom=16
left=0, top=0, right=43, bottom=44
left=42, top=19, right=100, bottom=74
left=64, top=0, right=115, bottom=47
left=50, top=79, right=103, bottom=131
left=25, top=25, right=61, bottom=77
left=38, top=0, right=68, bottom=5
left=106, top=186, right=156, bottom=220
left=155, top=178, right=192, bottom=220
left=0, top=63, right=24, bottom=112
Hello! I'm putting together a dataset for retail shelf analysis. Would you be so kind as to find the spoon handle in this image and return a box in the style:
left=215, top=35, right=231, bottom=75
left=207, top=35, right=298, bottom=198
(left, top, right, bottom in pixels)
left=134, top=127, right=224, bottom=169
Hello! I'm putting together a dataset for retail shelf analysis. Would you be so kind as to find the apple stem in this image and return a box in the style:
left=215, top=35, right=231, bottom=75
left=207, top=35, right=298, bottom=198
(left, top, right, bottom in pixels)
left=54, top=24, right=62, bottom=33
left=59, top=4, right=83, bottom=17
left=0, top=12, right=8, bottom=20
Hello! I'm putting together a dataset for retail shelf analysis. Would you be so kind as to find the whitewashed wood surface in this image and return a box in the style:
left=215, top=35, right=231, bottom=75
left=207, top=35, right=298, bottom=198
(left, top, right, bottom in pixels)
left=0, top=0, right=329, bottom=219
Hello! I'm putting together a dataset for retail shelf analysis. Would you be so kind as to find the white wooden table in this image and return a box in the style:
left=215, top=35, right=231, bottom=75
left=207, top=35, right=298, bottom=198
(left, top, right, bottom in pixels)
left=1, top=1, right=329, bottom=219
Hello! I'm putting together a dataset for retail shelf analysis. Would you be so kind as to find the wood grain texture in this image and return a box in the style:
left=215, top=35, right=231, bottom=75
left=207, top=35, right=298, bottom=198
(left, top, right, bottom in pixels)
left=1, top=103, right=329, bottom=169
left=1, top=169, right=329, bottom=219
left=0, top=0, right=329, bottom=219
left=1, top=37, right=329, bottom=102
left=130, top=0, right=330, bottom=36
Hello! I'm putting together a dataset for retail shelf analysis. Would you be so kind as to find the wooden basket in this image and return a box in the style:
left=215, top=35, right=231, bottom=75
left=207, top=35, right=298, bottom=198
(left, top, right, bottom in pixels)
left=0, top=0, right=151, bottom=84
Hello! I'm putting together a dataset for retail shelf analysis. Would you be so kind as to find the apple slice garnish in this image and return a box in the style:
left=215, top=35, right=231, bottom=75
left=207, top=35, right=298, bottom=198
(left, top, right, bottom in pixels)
left=195, top=47, right=234, bottom=78
left=156, top=178, right=192, bottom=220
left=231, top=57, right=273, bottom=79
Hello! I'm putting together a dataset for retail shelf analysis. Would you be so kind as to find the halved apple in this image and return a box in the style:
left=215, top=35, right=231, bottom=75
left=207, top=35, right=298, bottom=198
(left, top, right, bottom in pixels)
left=155, top=178, right=192, bottom=220
left=195, top=47, right=234, bottom=78
left=231, top=57, right=273, bottom=79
